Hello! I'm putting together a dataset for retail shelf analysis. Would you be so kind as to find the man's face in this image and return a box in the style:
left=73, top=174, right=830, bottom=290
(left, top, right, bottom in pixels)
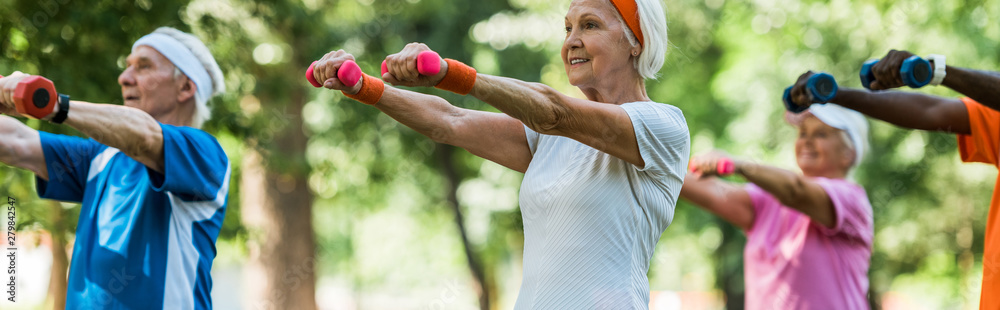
left=118, top=46, right=188, bottom=118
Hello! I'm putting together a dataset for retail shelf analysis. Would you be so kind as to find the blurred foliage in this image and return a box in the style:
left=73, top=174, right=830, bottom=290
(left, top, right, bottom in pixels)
left=1, top=0, right=999, bottom=309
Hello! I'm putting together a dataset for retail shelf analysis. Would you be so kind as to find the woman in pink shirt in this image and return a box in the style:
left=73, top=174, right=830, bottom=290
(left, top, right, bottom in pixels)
left=681, top=103, right=873, bottom=310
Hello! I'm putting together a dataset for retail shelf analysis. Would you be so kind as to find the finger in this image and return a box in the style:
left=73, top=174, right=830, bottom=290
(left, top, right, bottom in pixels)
left=382, top=72, right=402, bottom=86
left=392, top=53, right=415, bottom=82
left=796, top=71, right=812, bottom=84
left=872, top=62, right=896, bottom=89
left=796, top=88, right=811, bottom=105
left=323, top=60, right=340, bottom=86
left=392, top=56, right=413, bottom=82
left=790, top=83, right=804, bottom=105
left=2, top=81, right=13, bottom=108
left=324, top=77, right=344, bottom=90
left=869, top=81, right=884, bottom=91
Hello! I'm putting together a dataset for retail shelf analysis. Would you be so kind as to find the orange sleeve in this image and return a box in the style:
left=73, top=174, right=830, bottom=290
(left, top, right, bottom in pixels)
left=957, top=97, right=1000, bottom=166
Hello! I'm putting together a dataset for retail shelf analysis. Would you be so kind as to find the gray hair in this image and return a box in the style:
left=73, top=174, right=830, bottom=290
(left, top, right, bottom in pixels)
left=614, top=0, right=668, bottom=80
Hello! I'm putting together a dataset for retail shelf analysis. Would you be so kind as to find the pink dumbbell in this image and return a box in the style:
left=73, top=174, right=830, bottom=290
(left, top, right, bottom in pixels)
left=717, top=158, right=735, bottom=176
left=381, top=51, right=442, bottom=77
left=305, top=60, right=362, bottom=88
left=689, top=158, right=735, bottom=176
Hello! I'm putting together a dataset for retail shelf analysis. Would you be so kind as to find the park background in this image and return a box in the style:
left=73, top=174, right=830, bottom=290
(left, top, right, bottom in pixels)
left=1, top=0, right=999, bottom=309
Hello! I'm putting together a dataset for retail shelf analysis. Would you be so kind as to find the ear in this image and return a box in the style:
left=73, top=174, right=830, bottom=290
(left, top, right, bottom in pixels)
left=631, top=47, right=641, bottom=57
left=842, top=147, right=856, bottom=170
left=177, top=76, right=197, bottom=104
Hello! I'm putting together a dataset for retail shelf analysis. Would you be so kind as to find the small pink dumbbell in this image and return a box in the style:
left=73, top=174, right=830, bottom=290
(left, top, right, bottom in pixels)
left=305, top=60, right=362, bottom=88
left=381, top=51, right=442, bottom=77
left=689, top=158, right=735, bottom=176
left=716, top=158, right=735, bottom=176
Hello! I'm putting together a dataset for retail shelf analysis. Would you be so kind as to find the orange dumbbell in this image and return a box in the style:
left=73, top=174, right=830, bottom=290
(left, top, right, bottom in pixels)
left=0, top=74, right=58, bottom=119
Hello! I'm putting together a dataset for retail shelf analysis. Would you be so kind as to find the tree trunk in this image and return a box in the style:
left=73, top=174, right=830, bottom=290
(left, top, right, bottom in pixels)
left=240, top=83, right=316, bottom=310
left=45, top=201, right=68, bottom=310
left=436, top=144, right=493, bottom=310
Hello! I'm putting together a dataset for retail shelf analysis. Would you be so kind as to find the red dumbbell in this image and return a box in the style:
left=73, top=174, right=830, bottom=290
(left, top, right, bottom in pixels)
left=381, top=51, right=442, bottom=77
left=689, top=157, right=735, bottom=177
left=0, top=74, right=58, bottom=119
left=305, top=60, right=362, bottom=88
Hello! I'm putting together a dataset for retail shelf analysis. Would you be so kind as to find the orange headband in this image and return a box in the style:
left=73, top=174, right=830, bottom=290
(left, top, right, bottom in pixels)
left=610, top=0, right=644, bottom=48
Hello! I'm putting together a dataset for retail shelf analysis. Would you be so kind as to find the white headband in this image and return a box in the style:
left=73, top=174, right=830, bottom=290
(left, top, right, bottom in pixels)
left=132, top=33, right=213, bottom=104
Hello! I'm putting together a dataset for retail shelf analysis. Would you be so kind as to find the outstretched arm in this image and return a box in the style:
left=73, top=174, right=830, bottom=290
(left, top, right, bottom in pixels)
left=467, top=75, right=643, bottom=167
left=689, top=152, right=835, bottom=228
left=310, top=50, right=533, bottom=173
left=0, top=116, right=47, bottom=179
left=940, top=66, right=1000, bottom=112
left=60, top=101, right=165, bottom=172
left=0, top=73, right=166, bottom=173
left=737, top=161, right=835, bottom=227
left=382, top=44, right=645, bottom=168
left=831, top=89, right=968, bottom=135
left=863, top=49, right=1000, bottom=113
left=788, top=71, right=969, bottom=135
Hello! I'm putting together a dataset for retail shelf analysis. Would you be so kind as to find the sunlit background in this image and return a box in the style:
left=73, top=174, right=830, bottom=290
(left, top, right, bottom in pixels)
left=1, top=0, right=999, bottom=309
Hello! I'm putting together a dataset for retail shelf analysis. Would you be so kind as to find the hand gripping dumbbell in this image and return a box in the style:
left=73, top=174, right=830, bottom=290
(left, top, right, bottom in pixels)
left=305, top=60, right=363, bottom=88
left=381, top=50, right=442, bottom=77
left=0, top=74, right=63, bottom=119
left=860, top=56, right=932, bottom=89
left=782, top=72, right=838, bottom=114
left=689, top=158, right=735, bottom=177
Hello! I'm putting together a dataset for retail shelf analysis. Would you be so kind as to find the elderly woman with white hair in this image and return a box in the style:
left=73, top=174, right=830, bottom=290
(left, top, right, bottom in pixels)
left=310, top=0, right=686, bottom=308
left=682, top=102, right=873, bottom=309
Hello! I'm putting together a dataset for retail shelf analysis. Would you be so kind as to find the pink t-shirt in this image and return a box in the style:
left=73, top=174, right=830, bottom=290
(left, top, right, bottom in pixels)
left=743, top=177, right=874, bottom=310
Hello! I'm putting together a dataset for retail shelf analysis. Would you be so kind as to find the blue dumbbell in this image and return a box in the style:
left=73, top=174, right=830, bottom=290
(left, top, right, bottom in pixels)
left=783, top=72, right=838, bottom=114
left=860, top=56, right=932, bottom=89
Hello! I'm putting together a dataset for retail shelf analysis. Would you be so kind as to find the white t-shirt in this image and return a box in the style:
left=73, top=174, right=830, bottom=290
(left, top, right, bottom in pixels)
left=515, top=101, right=690, bottom=309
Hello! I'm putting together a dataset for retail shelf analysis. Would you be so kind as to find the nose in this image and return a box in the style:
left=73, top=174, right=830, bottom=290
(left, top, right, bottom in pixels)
left=118, top=66, right=136, bottom=87
left=563, top=29, right=583, bottom=52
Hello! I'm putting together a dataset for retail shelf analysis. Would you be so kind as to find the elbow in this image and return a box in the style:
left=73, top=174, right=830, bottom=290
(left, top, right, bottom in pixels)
left=123, top=114, right=162, bottom=158
left=778, top=177, right=812, bottom=207
left=429, top=104, right=461, bottom=145
left=524, top=83, right=567, bottom=134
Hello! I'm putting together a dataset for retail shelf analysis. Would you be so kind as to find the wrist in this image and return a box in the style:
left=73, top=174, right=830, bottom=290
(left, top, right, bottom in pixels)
left=434, top=59, right=477, bottom=95
left=343, top=74, right=384, bottom=105
left=733, top=159, right=751, bottom=176
left=46, top=94, right=70, bottom=124
left=432, top=59, right=448, bottom=86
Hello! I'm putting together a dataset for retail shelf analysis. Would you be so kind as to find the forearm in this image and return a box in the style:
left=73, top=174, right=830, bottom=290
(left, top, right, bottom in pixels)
left=61, top=101, right=164, bottom=172
left=832, top=88, right=967, bottom=134
left=941, top=66, right=1000, bottom=111
left=737, top=161, right=809, bottom=206
left=680, top=175, right=752, bottom=230
left=374, top=87, right=461, bottom=144
left=468, top=74, right=562, bottom=133
left=0, top=115, right=47, bottom=179
left=735, top=161, right=835, bottom=227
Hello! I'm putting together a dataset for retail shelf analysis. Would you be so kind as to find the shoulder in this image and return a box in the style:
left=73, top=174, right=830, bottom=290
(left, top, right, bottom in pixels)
left=811, top=177, right=872, bottom=208
left=621, top=101, right=685, bottom=117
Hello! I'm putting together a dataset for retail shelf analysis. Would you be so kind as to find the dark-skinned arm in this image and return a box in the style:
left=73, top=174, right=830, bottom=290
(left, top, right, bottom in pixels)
left=940, top=65, right=1000, bottom=112
left=788, top=71, right=970, bottom=135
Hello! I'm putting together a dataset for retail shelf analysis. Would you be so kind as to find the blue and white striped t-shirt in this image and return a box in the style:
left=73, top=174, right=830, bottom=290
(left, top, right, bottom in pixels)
left=37, top=123, right=229, bottom=310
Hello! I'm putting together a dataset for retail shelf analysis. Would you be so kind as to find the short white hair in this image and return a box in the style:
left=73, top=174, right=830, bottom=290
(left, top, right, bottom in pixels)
left=152, top=27, right=225, bottom=129
left=614, top=0, right=668, bottom=80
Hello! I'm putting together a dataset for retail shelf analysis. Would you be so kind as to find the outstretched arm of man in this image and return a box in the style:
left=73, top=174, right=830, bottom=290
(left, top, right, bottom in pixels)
left=0, top=73, right=166, bottom=173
